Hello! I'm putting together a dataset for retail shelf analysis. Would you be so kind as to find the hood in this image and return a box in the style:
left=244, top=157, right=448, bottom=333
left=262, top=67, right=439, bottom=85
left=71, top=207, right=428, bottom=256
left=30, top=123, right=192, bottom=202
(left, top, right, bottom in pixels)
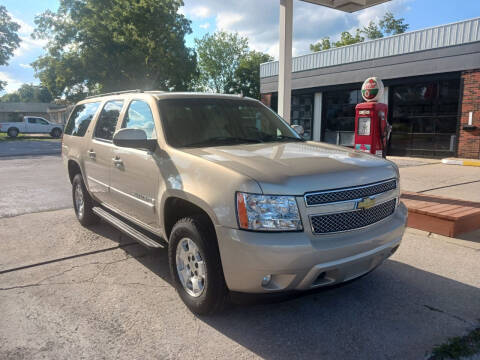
left=182, top=141, right=398, bottom=195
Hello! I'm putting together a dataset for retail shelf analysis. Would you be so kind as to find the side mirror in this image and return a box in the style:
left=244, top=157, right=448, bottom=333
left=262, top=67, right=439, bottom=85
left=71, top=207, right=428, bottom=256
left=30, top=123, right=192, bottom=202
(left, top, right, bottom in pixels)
left=291, top=124, right=305, bottom=136
left=113, top=128, right=157, bottom=152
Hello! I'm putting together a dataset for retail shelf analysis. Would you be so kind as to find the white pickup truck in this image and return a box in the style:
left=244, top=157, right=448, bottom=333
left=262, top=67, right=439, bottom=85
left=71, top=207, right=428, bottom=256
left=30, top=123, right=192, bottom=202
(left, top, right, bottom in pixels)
left=0, top=116, right=64, bottom=138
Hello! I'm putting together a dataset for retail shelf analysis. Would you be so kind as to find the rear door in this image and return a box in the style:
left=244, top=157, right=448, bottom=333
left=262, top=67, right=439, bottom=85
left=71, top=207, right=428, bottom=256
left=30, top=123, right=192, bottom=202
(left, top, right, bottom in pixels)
left=109, top=99, right=160, bottom=229
left=83, top=100, right=124, bottom=204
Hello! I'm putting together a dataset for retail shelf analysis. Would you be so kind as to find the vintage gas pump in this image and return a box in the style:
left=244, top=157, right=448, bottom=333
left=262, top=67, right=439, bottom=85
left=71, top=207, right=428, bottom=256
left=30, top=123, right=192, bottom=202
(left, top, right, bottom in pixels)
left=354, top=77, right=391, bottom=157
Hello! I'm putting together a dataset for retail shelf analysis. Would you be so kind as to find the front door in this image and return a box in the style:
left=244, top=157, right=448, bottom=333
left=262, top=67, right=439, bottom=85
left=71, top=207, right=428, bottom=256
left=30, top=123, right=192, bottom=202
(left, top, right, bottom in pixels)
left=109, top=99, right=160, bottom=229
left=26, top=117, right=42, bottom=133
left=84, top=100, right=124, bottom=204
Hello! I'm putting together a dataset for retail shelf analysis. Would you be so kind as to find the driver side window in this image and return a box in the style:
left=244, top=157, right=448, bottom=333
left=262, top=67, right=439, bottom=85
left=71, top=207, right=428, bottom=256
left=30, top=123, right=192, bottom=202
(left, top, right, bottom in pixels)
left=122, top=100, right=156, bottom=139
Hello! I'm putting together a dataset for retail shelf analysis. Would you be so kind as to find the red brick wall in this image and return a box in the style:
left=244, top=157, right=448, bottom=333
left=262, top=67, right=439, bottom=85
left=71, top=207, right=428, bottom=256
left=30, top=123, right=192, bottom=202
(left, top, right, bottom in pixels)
left=457, top=69, right=480, bottom=159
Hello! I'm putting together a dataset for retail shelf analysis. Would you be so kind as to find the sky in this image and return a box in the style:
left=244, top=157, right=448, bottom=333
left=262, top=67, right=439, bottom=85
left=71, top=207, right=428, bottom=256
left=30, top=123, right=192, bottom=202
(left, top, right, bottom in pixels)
left=1, top=0, right=479, bottom=94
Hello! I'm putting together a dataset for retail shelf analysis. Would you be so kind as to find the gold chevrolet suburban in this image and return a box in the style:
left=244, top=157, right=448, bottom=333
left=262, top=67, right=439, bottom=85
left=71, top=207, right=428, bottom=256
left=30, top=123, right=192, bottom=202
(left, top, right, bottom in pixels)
left=62, top=90, right=407, bottom=314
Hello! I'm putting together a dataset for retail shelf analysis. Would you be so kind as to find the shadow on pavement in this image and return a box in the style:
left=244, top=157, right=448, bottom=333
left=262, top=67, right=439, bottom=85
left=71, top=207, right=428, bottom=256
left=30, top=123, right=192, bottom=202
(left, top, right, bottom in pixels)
left=120, top=240, right=480, bottom=360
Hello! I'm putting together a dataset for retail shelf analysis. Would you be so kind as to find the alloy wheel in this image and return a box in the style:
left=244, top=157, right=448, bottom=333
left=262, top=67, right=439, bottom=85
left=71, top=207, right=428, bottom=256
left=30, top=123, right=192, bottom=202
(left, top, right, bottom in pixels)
left=74, top=183, right=85, bottom=219
left=175, top=237, right=206, bottom=297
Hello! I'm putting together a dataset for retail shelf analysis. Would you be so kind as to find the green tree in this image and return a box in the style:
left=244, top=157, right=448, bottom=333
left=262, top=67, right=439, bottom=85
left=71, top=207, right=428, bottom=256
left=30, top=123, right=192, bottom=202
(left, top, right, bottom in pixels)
left=229, top=50, right=272, bottom=99
left=32, top=0, right=197, bottom=100
left=0, top=84, right=53, bottom=103
left=334, top=29, right=364, bottom=47
left=362, top=21, right=383, bottom=40
left=0, top=92, right=20, bottom=102
left=309, top=12, right=408, bottom=52
left=0, top=6, right=21, bottom=91
left=195, top=31, right=249, bottom=93
left=379, top=11, right=409, bottom=35
left=309, top=37, right=331, bottom=52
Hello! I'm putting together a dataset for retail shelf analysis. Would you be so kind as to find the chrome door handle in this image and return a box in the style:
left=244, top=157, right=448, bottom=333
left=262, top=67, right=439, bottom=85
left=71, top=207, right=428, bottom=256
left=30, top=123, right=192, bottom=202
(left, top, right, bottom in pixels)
left=87, top=150, right=96, bottom=159
left=112, top=157, right=123, bottom=167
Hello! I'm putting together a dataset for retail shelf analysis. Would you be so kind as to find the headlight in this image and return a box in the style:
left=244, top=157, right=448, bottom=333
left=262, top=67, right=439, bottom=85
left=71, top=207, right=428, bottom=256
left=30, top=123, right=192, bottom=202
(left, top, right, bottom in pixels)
left=236, top=192, right=303, bottom=231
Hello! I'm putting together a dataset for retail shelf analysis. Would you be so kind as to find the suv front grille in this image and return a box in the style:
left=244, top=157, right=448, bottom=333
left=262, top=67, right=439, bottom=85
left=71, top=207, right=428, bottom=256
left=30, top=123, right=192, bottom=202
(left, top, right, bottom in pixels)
left=305, top=179, right=397, bottom=206
left=310, top=199, right=396, bottom=234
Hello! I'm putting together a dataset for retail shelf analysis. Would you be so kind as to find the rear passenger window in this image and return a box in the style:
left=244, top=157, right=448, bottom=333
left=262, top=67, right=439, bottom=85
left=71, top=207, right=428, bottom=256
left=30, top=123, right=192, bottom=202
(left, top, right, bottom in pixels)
left=94, top=100, right=124, bottom=141
left=64, top=102, right=101, bottom=137
left=122, top=100, right=156, bottom=139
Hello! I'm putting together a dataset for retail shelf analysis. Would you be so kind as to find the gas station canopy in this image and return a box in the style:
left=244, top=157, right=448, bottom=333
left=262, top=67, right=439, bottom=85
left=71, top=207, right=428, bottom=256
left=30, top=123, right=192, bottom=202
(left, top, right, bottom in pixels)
left=300, top=0, right=391, bottom=13
left=278, top=0, right=390, bottom=123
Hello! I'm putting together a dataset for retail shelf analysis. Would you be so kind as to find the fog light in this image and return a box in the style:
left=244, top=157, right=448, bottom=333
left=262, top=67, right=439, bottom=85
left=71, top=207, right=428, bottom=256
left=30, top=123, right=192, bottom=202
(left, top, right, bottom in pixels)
left=261, top=274, right=272, bottom=287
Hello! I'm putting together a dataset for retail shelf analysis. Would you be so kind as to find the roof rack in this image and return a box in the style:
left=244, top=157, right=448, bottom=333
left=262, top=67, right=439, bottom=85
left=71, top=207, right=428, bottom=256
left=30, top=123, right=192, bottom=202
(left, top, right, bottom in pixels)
left=85, top=89, right=143, bottom=99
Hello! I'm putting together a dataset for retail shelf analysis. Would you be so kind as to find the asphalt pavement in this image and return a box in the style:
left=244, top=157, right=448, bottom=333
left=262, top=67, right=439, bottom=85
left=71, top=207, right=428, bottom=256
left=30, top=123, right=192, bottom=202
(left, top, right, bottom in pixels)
left=1, top=209, right=479, bottom=360
left=0, top=142, right=479, bottom=359
left=0, top=139, right=61, bottom=157
left=0, top=155, right=71, bottom=218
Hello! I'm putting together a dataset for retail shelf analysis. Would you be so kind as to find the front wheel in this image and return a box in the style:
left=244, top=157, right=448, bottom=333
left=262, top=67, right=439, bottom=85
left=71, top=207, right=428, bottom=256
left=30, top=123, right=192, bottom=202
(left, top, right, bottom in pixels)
left=168, top=216, right=228, bottom=315
left=51, top=128, right=62, bottom=138
left=72, top=173, right=99, bottom=226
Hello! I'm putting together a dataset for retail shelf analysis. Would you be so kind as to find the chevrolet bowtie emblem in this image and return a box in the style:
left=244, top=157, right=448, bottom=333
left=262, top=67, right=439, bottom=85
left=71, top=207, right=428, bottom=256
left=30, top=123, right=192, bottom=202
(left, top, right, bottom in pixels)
left=357, top=197, right=376, bottom=210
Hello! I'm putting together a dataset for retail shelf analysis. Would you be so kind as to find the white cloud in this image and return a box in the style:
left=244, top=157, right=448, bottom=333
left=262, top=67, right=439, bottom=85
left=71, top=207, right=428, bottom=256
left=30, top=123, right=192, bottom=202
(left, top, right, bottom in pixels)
left=199, top=22, right=211, bottom=29
left=8, top=13, right=46, bottom=58
left=0, top=71, right=25, bottom=92
left=188, top=6, right=212, bottom=19
left=19, top=63, right=32, bottom=69
left=183, top=0, right=412, bottom=58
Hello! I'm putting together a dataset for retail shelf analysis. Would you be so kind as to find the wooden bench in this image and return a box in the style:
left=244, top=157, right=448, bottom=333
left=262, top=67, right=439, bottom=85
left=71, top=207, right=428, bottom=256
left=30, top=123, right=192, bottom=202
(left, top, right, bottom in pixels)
left=400, top=192, right=480, bottom=237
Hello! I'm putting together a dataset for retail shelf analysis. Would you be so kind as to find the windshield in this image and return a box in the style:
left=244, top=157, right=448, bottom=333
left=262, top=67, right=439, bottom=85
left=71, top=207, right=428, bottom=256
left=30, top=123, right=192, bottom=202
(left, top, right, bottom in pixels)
left=158, top=98, right=303, bottom=148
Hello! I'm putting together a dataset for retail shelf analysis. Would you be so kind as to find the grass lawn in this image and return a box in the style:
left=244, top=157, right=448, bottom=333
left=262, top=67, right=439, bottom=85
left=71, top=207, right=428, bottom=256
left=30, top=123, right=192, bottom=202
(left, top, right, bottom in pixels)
left=429, top=327, right=480, bottom=360
left=0, top=133, right=60, bottom=142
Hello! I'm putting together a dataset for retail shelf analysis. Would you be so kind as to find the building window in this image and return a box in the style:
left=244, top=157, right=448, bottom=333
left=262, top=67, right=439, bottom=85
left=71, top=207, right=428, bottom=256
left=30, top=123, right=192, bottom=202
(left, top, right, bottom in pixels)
left=291, top=94, right=313, bottom=140
left=389, top=79, right=460, bottom=157
left=322, top=89, right=361, bottom=146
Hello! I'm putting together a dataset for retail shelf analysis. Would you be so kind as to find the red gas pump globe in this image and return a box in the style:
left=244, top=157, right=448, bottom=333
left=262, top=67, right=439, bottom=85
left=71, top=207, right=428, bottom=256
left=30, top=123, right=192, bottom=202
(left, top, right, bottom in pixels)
left=354, top=78, right=390, bottom=157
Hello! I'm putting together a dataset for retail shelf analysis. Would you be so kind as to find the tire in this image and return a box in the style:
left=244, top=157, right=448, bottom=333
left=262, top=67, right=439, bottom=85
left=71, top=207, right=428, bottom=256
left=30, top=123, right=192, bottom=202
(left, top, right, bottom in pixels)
left=51, top=128, right=62, bottom=138
left=7, top=128, right=18, bottom=138
left=168, top=216, right=229, bottom=315
left=72, top=173, right=99, bottom=226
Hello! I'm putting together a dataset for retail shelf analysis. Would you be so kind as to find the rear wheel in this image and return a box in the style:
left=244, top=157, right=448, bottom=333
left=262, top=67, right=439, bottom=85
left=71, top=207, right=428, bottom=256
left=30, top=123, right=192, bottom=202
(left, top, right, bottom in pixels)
left=72, top=173, right=99, bottom=226
left=7, top=128, right=18, bottom=138
left=168, top=216, right=228, bottom=315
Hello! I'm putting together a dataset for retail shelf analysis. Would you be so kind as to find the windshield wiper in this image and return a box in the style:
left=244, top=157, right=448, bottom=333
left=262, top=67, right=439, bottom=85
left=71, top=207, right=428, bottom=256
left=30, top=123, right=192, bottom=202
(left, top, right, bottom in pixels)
left=184, top=137, right=264, bottom=148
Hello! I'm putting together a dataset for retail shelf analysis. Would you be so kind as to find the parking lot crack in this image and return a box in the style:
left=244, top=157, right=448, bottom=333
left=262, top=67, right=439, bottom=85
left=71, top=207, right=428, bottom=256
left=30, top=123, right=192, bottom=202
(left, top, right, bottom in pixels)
left=423, top=304, right=474, bottom=326
left=0, top=255, right=137, bottom=291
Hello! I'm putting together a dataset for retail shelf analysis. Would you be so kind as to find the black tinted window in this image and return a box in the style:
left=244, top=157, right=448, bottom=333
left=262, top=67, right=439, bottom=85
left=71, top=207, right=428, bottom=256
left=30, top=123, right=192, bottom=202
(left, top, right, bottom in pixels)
left=158, top=99, right=301, bottom=148
left=27, top=118, right=35, bottom=124
left=122, top=100, right=156, bottom=139
left=94, top=100, right=124, bottom=141
left=65, top=102, right=101, bottom=137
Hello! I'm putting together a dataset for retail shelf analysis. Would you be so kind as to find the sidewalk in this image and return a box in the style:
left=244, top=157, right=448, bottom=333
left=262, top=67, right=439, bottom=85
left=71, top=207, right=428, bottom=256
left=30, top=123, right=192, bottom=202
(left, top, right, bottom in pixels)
left=388, top=156, right=480, bottom=203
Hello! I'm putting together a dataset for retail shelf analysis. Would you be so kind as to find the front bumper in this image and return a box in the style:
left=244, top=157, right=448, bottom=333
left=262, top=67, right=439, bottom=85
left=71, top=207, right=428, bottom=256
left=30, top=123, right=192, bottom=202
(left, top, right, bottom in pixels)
left=216, top=202, right=407, bottom=293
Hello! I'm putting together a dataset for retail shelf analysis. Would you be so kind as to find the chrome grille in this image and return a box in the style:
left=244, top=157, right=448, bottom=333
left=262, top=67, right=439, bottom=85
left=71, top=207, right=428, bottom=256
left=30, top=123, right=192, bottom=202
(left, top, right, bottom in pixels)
left=305, top=179, right=397, bottom=206
left=310, top=199, right=396, bottom=234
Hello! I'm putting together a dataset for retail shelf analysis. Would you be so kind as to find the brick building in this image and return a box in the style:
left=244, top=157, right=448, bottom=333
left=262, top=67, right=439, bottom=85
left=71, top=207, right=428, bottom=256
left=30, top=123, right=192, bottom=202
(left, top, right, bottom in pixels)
left=260, top=17, right=480, bottom=159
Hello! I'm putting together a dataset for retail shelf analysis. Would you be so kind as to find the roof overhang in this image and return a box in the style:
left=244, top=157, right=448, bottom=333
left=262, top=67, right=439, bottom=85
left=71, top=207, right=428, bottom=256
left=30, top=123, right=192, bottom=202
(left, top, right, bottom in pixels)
left=300, top=0, right=390, bottom=13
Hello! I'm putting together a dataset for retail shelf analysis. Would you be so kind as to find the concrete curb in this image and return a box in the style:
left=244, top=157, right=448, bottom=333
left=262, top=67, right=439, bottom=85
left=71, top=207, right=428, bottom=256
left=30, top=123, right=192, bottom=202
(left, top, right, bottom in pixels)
left=442, top=158, right=480, bottom=167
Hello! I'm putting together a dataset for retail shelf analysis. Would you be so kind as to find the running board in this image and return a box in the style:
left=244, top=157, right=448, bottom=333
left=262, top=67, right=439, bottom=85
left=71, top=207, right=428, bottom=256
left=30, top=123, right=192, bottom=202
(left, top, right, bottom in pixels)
left=93, top=207, right=164, bottom=249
